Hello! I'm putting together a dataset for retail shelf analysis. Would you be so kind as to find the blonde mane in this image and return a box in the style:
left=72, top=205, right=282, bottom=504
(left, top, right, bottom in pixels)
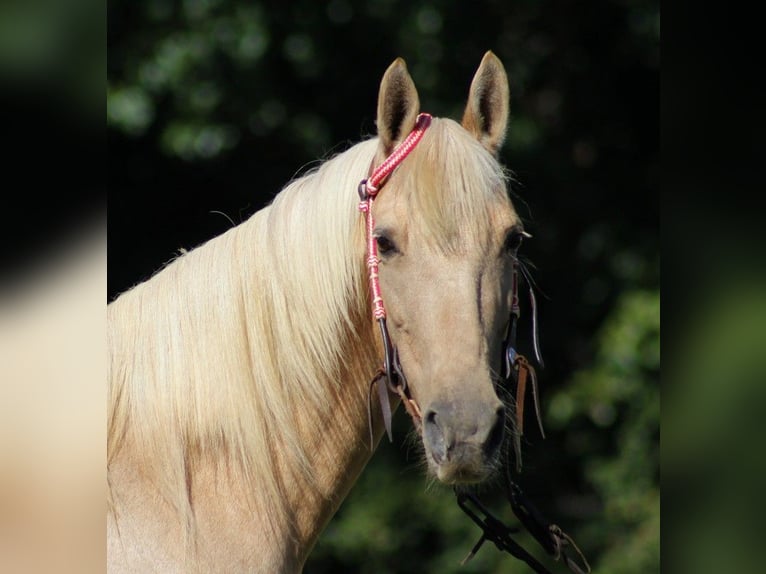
left=107, top=118, right=510, bottom=544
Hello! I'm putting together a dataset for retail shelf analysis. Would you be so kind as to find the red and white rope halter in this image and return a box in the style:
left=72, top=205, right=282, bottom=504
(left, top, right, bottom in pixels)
left=358, top=112, right=432, bottom=443
left=358, top=112, right=432, bottom=321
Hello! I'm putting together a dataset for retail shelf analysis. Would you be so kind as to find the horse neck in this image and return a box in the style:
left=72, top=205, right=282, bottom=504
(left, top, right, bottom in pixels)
left=248, top=140, right=418, bottom=565
left=108, top=138, right=389, bottom=570
left=233, top=150, right=405, bottom=564
left=230, top=144, right=389, bottom=547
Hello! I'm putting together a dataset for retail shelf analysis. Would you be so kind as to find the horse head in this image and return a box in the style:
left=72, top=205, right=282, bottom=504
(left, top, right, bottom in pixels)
left=368, top=52, right=523, bottom=485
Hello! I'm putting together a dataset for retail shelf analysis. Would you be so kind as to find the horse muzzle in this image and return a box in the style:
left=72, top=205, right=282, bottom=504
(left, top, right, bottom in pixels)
left=422, top=398, right=506, bottom=484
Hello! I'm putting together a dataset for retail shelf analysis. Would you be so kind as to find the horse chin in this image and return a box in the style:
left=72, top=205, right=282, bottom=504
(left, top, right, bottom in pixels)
left=434, top=464, right=490, bottom=486
left=425, top=448, right=497, bottom=486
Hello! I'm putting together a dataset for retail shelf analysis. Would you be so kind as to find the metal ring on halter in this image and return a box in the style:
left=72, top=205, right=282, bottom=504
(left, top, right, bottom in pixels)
left=358, top=179, right=369, bottom=201
left=506, top=345, right=518, bottom=378
left=377, top=318, right=399, bottom=391
left=504, top=312, right=519, bottom=378
left=391, top=346, right=408, bottom=393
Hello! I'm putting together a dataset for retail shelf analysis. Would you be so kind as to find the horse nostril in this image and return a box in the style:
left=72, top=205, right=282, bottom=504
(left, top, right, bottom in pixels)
left=424, top=408, right=448, bottom=463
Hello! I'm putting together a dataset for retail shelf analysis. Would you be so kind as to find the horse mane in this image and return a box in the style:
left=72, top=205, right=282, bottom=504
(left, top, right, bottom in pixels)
left=107, top=118, right=510, bottom=541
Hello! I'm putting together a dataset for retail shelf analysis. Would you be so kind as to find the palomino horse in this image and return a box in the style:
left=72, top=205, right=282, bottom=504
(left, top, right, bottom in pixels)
left=108, top=51, right=539, bottom=572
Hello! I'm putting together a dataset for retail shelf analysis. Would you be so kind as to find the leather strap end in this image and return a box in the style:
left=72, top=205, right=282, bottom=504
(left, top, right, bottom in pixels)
left=377, top=375, right=394, bottom=442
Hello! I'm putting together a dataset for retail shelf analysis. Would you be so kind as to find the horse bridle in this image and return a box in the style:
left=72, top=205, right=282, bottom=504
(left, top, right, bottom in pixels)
left=455, top=271, right=590, bottom=574
left=357, top=114, right=590, bottom=574
left=358, top=113, right=432, bottom=445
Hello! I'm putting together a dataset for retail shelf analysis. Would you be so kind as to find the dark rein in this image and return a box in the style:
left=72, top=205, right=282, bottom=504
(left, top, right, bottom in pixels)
left=451, top=292, right=590, bottom=574
left=358, top=114, right=590, bottom=573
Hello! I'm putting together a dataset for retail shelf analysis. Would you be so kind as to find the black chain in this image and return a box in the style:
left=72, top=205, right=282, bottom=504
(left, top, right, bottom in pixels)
left=455, top=490, right=553, bottom=573
left=454, top=481, right=590, bottom=574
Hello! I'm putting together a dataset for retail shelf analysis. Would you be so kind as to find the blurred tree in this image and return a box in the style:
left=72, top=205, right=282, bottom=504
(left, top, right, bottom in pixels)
left=108, top=0, right=659, bottom=571
left=548, top=290, right=660, bottom=573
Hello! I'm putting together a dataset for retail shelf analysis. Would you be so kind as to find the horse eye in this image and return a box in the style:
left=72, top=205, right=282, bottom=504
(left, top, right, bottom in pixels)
left=504, top=229, right=523, bottom=253
left=376, top=235, right=398, bottom=255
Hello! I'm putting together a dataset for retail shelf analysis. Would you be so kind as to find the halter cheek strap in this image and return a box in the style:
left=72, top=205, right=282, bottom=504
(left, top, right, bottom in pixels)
left=505, top=260, right=546, bottom=472
left=359, top=113, right=432, bottom=445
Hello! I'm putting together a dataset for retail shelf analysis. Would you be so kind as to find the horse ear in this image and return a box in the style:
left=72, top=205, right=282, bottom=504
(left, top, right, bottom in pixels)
left=376, top=58, right=420, bottom=156
left=462, top=51, right=510, bottom=156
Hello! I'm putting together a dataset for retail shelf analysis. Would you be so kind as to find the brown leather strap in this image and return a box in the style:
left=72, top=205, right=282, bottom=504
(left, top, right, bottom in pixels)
left=513, top=355, right=528, bottom=472
left=515, top=356, right=529, bottom=436
left=395, top=385, right=422, bottom=427
left=517, top=356, right=546, bottom=433
left=512, top=354, right=547, bottom=471
left=367, top=371, right=392, bottom=449
left=549, top=524, right=592, bottom=574
left=366, top=359, right=421, bottom=449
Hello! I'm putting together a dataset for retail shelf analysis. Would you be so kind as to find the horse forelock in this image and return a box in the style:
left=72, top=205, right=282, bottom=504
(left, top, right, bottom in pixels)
left=394, top=118, right=513, bottom=252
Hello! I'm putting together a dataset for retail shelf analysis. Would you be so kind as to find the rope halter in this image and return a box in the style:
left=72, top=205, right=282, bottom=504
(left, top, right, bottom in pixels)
left=359, top=112, right=432, bottom=443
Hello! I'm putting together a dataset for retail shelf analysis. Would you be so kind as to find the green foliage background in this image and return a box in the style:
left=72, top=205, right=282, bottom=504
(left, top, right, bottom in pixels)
left=108, top=1, right=659, bottom=572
